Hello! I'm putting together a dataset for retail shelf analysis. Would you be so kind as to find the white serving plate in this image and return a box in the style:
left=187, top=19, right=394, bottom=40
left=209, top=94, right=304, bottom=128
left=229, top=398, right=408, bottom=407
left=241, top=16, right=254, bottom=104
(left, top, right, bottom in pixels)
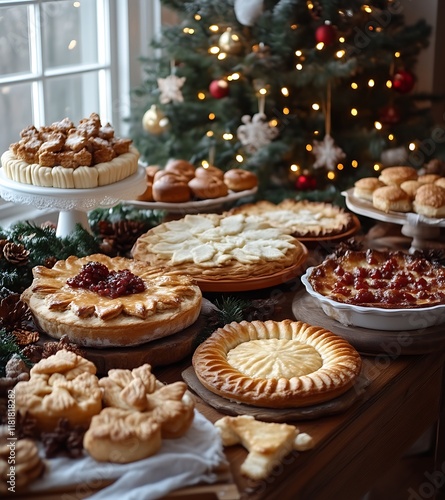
left=300, top=268, right=445, bottom=331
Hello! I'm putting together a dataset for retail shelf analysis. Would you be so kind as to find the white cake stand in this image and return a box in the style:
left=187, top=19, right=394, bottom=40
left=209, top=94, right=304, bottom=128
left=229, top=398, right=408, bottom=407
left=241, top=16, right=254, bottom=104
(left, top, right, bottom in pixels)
left=342, top=188, right=445, bottom=253
left=0, top=166, right=147, bottom=237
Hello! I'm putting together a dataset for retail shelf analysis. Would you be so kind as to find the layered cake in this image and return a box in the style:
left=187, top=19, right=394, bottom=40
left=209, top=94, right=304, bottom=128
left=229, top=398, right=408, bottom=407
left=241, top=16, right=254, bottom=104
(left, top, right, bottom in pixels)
left=1, top=113, right=139, bottom=188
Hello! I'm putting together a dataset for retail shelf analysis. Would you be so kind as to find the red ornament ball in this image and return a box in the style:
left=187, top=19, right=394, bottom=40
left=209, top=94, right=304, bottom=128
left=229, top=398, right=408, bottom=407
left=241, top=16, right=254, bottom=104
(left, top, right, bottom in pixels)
left=379, top=105, right=401, bottom=125
left=295, top=174, right=317, bottom=191
left=209, top=79, right=229, bottom=99
left=392, top=70, right=416, bottom=94
left=315, top=24, right=337, bottom=46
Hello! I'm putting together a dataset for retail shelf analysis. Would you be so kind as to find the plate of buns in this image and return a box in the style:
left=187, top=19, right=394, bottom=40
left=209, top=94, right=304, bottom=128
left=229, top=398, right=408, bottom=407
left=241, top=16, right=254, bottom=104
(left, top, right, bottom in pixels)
left=345, top=166, right=445, bottom=224
left=128, top=159, right=258, bottom=213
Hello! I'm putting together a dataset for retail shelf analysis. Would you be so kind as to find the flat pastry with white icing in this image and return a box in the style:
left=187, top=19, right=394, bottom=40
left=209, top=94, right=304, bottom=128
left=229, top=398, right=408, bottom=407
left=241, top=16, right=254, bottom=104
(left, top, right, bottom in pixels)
left=21, top=254, right=202, bottom=347
left=132, top=213, right=307, bottom=280
left=228, top=199, right=354, bottom=238
left=192, top=319, right=362, bottom=408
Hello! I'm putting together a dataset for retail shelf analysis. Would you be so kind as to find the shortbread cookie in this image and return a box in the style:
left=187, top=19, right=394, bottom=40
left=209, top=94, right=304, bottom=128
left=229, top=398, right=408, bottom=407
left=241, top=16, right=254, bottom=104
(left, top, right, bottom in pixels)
left=14, top=349, right=102, bottom=431
left=215, top=415, right=314, bottom=480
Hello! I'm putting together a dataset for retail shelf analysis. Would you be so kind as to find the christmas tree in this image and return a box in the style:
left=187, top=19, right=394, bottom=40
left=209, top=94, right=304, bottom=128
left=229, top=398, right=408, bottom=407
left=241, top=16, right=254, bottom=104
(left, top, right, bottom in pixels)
left=127, top=0, right=440, bottom=201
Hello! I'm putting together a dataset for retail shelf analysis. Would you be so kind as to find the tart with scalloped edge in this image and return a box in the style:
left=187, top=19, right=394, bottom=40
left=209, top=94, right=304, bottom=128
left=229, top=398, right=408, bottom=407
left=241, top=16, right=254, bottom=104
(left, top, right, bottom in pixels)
left=192, top=319, right=362, bottom=408
left=227, top=199, right=355, bottom=238
left=21, top=254, right=202, bottom=347
left=132, top=213, right=307, bottom=280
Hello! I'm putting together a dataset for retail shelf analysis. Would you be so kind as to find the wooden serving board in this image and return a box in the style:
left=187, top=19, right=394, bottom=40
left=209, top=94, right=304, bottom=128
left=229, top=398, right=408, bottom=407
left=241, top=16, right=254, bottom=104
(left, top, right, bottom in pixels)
left=37, top=299, right=214, bottom=376
left=182, top=366, right=370, bottom=422
left=292, top=289, right=445, bottom=355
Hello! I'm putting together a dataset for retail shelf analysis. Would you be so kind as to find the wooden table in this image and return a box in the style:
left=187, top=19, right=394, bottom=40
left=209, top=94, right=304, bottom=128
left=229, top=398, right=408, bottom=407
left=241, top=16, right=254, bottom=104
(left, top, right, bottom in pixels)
left=155, top=285, right=445, bottom=500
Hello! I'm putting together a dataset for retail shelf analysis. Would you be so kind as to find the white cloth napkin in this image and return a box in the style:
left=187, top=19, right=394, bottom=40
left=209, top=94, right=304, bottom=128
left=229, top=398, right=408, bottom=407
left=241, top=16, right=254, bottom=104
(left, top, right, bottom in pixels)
left=28, top=410, right=226, bottom=500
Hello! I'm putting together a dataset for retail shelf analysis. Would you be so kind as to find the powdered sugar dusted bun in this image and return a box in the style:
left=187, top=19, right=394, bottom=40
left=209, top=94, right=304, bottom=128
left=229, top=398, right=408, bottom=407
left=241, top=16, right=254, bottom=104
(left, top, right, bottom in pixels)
left=353, top=177, right=385, bottom=201
left=164, top=159, right=195, bottom=180
left=195, top=165, right=224, bottom=180
left=378, top=166, right=417, bottom=186
left=152, top=172, right=191, bottom=202
left=189, top=175, right=228, bottom=199
left=413, top=183, right=445, bottom=218
left=224, top=168, right=258, bottom=191
left=372, top=185, right=412, bottom=213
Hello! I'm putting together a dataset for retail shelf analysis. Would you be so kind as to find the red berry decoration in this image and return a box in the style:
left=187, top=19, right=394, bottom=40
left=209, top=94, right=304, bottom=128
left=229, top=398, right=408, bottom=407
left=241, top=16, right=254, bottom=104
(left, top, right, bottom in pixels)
left=392, top=69, right=416, bottom=94
left=209, top=79, right=229, bottom=99
left=315, top=24, right=337, bottom=46
left=296, top=174, right=317, bottom=191
left=379, top=105, right=401, bottom=125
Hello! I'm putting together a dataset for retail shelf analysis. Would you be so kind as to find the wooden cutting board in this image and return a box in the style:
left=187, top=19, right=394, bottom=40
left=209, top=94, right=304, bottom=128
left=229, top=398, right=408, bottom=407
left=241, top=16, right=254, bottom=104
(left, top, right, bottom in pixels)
left=182, top=366, right=370, bottom=422
left=292, top=289, right=445, bottom=355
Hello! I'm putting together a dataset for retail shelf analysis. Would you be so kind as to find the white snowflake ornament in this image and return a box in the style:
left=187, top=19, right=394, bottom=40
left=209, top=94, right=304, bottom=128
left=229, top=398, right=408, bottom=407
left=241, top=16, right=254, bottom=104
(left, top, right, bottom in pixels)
left=312, top=134, right=345, bottom=171
left=237, top=113, right=279, bottom=154
left=157, top=74, right=186, bottom=104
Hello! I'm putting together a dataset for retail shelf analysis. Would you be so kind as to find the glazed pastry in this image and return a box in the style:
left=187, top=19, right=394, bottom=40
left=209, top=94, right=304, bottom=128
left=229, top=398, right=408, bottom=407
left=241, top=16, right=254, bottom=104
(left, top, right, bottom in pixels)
left=189, top=175, right=228, bottom=199
left=378, top=165, right=418, bottom=186
left=224, top=168, right=258, bottom=191
left=372, top=185, right=412, bottom=213
left=413, top=183, right=445, bottom=217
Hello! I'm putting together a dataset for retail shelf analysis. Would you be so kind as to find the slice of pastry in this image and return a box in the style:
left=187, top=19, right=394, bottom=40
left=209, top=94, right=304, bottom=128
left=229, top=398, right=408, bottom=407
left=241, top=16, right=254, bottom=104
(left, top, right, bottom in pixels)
left=413, top=183, right=445, bottom=218
left=353, top=177, right=385, bottom=202
left=215, top=415, right=313, bottom=480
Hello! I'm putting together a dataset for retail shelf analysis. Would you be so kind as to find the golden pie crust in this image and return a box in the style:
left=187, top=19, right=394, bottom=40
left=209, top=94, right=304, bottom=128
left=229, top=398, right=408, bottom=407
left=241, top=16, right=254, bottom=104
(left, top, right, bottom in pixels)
left=228, top=199, right=355, bottom=238
left=21, top=254, right=202, bottom=347
left=192, top=320, right=362, bottom=408
left=132, top=213, right=307, bottom=280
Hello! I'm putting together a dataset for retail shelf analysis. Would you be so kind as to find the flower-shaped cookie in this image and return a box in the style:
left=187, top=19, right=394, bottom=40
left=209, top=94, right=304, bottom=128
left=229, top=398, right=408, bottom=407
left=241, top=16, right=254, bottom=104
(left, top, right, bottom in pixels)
left=83, top=365, right=195, bottom=463
left=14, top=350, right=102, bottom=431
left=99, top=364, right=195, bottom=439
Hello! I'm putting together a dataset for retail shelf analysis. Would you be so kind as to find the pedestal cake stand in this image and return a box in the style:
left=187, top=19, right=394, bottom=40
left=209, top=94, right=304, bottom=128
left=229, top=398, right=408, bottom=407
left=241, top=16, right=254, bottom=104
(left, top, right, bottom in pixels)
left=342, top=188, right=445, bottom=253
left=0, top=166, right=147, bottom=237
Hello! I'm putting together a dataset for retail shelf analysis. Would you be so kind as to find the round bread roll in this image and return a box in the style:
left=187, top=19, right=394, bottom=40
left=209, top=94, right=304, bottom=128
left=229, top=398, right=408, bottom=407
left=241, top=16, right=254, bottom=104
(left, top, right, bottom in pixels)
left=146, top=165, right=160, bottom=181
left=152, top=173, right=191, bottom=203
left=378, top=166, right=418, bottom=186
left=195, top=165, right=224, bottom=180
left=418, top=174, right=441, bottom=184
left=434, top=177, right=445, bottom=189
left=413, top=184, right=445, bottom=218
left=400, top=180, right=422, bottom=200
left=189, top=176, right=228, bottom=199
left=372, top=185, right=412, bottom=213
left=353, top=177, right=385, bottom=201
left=224, top=169, right=258, bottom=191
left=137, top=165, right=159, bottom=201
left=164, top=159, right=195, bottom=180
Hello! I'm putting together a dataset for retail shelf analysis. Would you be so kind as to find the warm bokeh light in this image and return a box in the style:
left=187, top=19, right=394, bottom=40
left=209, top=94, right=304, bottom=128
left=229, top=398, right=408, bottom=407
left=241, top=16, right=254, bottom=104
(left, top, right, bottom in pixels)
left=373, top=163, right=381, bottom=171
left=312, top=103, right=320, bottom=111
left=351, top=82, right=358, bottom=89
left=409, top=142, right=416, bottom=151
left=337, top=163, right=344, bottom=170
left=327, top=171, right=336, bottom=180
left=236, top=154, right=244, bottom=162
left=374, top=121, right=382, bottom=130
left=223, top=133, right=233, bottom=140
left=206, top=130, right=214, bottom=137
left=386, top=80, right=392, bottom=88
left=208, top=113, right=215, bottom=120
left=281, top=87, right=289, bottom=96
left=283, top=107, right=290, bottom=115
left=296, top=63, right=303, bottom=70
left=352, top=160, right=358, bottom=168
left=218, top=53, right=227, bottom=60
left=209, top=46, right=220, bottom=54
left=295, top=50, right=302, bottom=56
left=197, top=92, right=205, bottom=100
left=209, top=25, right=219, bottom=32
left=368, top=79, right=375, bottom=87
left=388, top=134, right=394, bottom=141
left=351, top=108, right=358, bottom=116
left=290, top=163, right=300, bottom=172
left=316, top=42, right=324, bottom=50
left=306, top=144, right=313, bottom=151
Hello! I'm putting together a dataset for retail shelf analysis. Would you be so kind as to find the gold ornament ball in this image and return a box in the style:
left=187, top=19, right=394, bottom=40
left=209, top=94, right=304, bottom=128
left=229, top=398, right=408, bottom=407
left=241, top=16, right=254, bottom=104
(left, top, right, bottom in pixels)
left=142, top=105, right=170, bottom=135
left=218, top=28, right=242, bottom=54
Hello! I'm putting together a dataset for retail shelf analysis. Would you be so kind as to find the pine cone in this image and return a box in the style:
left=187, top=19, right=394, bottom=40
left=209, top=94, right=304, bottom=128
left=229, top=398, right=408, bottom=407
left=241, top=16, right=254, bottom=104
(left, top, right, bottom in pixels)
left=41, top=335, right=85, bottom=359
left=41, top=418, right=86, bottom=458
left=0, top=294, right=33, bottom=332
left=15, top=411, right=39, bottom=440
left=21, top=344, right=43, bottom=364
left=3, top=242, right=30, bottom=266
left=43, top=256, right=57, bottom=268
left=11, top=328, right=39, bottom=346
left=98, top=220, right=146, bottom=256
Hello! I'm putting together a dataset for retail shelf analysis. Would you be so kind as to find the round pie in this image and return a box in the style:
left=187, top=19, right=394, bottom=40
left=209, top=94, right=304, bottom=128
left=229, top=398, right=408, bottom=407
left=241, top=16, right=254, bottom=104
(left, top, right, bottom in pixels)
left=228, top=199, right=355, bottom=238
left=132, top=213, right=307, bottom=280
left=192, top=320, right=362, bottom=408
left=21, top=254, right=202, bottom=347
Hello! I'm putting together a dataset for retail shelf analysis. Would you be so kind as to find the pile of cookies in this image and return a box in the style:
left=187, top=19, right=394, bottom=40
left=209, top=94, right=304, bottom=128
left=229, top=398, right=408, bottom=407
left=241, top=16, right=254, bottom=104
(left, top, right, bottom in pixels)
left=354, top=165, right=445, bottom=217
left=13, top=350, right=195, bottom=467
left=137, top=158, right=258, bottom=203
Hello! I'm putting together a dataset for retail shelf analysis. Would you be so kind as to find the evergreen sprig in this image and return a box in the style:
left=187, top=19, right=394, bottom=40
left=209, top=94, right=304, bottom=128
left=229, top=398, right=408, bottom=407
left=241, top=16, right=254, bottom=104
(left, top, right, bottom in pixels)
left=0, top=329, right=23, bottom=377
